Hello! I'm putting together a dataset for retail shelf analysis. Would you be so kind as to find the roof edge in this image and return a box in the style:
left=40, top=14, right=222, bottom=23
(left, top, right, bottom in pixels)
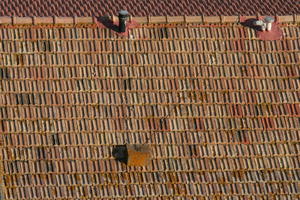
left=0, top=15, right=299, bottom=25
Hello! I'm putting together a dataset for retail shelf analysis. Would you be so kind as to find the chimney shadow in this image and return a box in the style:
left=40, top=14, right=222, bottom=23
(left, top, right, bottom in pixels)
left=97, top=16, right=119, bottom=32
left=241, top=18, right=261, bottom=31
left=112, top=145, right=128, bottom=164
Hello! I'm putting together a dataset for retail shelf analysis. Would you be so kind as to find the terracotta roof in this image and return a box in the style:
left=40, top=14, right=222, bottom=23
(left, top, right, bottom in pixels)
left=0, top=16, right=299, bottom=199
left=0, top=0, right=299, bottom=17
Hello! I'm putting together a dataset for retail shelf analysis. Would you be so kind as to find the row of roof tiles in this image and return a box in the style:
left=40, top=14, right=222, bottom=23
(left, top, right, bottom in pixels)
left=0, top=15, right=300, bottom=25
left=0, top=0, right=298, bottom=17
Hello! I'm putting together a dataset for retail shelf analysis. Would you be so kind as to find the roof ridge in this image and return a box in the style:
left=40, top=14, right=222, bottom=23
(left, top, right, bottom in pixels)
left=0, top=15, right=299, bottom=25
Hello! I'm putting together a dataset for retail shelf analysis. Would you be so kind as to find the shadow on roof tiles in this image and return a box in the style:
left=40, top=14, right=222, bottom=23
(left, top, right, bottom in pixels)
left=124, top=78, right=132, bottom=90
left=241, top=18, right=261, bottom=31
left=97, top=16, right=119, bottom=33
left=36, top=146, right=47, bottom=159
left=13, top=54, right=25, bottom=66
left=0, top=67, right=10, bottom=79
left=16, top=94, right=35, bottom=105
left=41, top=40, right=52, bottom=52
left=46, top=161, right=55, bottom=172
left=51, top=133, right=60, bottom=145
left=235, top=130, right=248, bottom=143
left=188, top=144, right=198, bottom=156
left=159, top=27, right=169, bottom=39
left=112, top=145, right=128, bottom=165
left=0, top=120, right=4, bottom=132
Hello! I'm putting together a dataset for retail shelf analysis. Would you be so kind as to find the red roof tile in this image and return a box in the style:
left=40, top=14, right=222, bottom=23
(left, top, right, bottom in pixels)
left=0, top=17, right=299, bottom=199
left=0, top=0, right=299, bottom=17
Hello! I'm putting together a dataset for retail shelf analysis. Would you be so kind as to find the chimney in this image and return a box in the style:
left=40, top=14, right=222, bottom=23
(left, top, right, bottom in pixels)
left=254, top=16, right=282, bottom=40
left=118, top=10, right=129, bottom=33
left=112, top=144, right=152, bottom=166
left=253, top=16, right=275, bottom=32
left=264, top=16, right=275, bottom=31
left=126, top=144, right=151, bottom=166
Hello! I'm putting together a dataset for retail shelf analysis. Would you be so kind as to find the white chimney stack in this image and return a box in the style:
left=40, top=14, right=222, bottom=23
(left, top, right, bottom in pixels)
left=253, top=16, right=275, bottom=32
left=264, top=16, right=275, bottom=31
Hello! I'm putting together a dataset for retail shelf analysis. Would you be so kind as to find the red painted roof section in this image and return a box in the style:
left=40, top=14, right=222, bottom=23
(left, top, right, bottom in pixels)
left=0, top=0, right=299, bottom=16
